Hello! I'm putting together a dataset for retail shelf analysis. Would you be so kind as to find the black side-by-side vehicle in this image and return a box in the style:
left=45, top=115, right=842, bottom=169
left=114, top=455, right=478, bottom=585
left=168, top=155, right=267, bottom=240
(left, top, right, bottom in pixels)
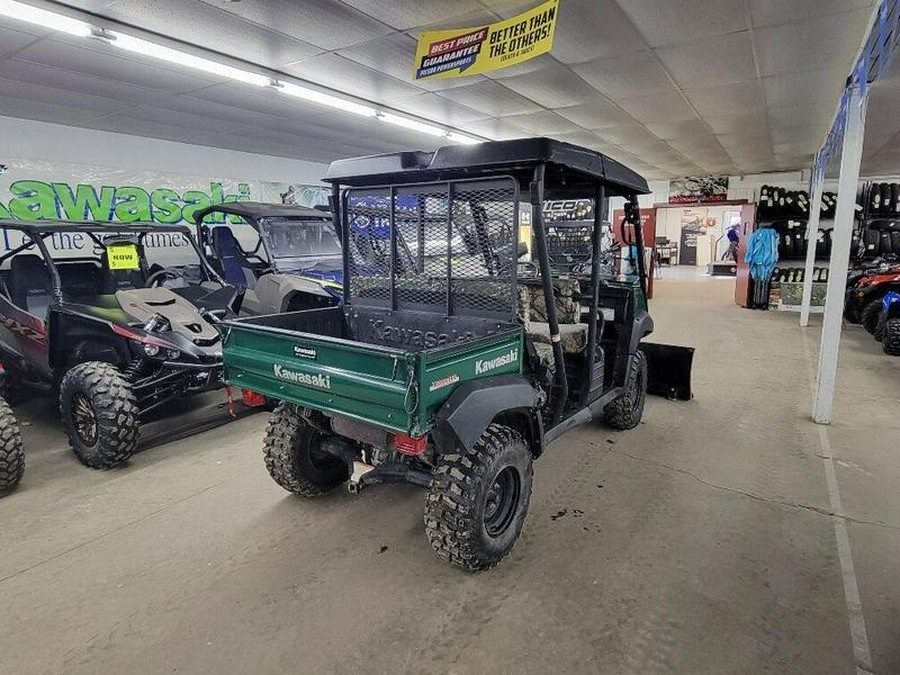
left=0, top=220, right=235, bottom=468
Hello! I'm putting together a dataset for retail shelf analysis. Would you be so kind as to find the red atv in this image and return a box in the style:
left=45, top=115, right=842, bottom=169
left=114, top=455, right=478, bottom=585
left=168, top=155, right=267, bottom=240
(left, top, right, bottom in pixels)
left=845, top=265, right=900, bottom=333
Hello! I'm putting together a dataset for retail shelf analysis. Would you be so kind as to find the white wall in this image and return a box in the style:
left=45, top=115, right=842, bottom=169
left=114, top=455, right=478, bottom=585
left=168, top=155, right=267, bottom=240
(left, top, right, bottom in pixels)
left=0, top=116, right=328, bottom=185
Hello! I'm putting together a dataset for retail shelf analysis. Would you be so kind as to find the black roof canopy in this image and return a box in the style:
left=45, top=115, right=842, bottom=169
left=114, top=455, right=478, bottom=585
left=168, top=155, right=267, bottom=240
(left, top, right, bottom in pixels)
left=193, top=202, right=330, bottom=224
left=323, top=137, right=650, bottom=197
left=1, top=220, right=192, bottom=235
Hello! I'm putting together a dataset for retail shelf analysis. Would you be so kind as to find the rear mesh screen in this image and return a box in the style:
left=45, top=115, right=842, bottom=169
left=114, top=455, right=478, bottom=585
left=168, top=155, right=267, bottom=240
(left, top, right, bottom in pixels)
left=344, top=177, right=519, bottom=320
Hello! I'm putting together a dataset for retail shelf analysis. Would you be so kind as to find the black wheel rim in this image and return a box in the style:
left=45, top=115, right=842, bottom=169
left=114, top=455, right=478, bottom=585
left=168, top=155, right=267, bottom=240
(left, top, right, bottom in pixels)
left=72, top=393, right=98, bottom=447
left=484, top=466, right=521, bottom=537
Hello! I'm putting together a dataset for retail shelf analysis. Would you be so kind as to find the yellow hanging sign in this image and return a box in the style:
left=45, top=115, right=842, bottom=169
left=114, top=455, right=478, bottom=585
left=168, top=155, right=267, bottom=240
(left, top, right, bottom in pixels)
left=107, top=243, right=140, bottom=271
left=413, top=0, right=558, bottom=81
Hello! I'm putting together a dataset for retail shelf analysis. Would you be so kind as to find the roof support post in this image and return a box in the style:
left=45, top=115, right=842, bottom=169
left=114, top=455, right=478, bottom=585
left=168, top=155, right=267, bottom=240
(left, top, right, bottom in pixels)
left=813, top=85, right=867, bottom=424
left=799, top=177, right=824, bottom=327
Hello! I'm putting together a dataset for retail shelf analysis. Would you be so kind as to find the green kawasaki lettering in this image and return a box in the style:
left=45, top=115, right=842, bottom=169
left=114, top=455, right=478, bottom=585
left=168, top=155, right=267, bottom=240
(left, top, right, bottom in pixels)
left=8, top=180, right=58, bottom=220
left=150, top=188, right=183, bottom=224
left=53, top=183, right=115, bottom=220
left=181, top=190, right=212, bottom=225
left=114, top=187, right=151, bottom=222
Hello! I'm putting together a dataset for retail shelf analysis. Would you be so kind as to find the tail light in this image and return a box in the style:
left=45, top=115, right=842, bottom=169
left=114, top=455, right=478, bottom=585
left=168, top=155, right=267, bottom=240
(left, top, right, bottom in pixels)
left=394, top=433, right=428, bottom=456
left=241, top=389, right=268, bottom=408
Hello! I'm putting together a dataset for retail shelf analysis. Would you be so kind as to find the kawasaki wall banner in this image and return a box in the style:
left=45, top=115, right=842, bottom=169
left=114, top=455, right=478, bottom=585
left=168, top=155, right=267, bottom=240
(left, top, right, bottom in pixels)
left=669, top=176, right=729, bottom=204
left=413, top=0, right=558, bottom=80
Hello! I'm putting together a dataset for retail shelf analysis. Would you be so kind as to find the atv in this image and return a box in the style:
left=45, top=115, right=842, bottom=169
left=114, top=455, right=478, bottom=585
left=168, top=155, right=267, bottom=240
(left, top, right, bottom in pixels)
left=0, top=220, right=235, bottom=468
left=220, top=138, right=694, bottom=571
left=0, top=368, right=24, bottom=492
left=194, top=202, right=342, bottom=316
left=845, top=263, right=900, bottom=333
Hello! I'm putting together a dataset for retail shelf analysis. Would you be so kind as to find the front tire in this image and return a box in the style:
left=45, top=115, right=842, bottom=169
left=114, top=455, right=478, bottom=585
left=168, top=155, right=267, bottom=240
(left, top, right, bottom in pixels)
left=262, top=403, right=349, bottom=496
left=604, top=350, right=648, bottom=430
left=59, top=362, right=139, bottom=469
left=0, top=397, right=24, bottom=493
left=861, top=299, right=883, bottom=335
left=425, top=424, right=533, bottom=571
left=884, top=319, right=900, bottom=356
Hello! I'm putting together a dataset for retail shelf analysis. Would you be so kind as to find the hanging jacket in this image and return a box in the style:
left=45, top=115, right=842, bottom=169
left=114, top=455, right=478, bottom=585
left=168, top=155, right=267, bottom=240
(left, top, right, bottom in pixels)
left=744, top=228, right=780, bottom=281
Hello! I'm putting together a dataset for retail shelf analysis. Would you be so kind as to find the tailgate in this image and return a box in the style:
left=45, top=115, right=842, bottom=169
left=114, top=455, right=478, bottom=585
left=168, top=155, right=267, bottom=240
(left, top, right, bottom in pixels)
left=222, top=322, right=417, bottom=433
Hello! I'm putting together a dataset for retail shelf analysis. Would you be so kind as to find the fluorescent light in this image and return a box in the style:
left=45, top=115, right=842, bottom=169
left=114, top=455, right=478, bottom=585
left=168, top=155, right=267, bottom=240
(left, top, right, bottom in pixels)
left=109, top=31, right=270, bottom=86
left=278, top=82, right=377, bottom=117
left=0, top=0, right=92, bottom=36
left=379, top=112, right=446, bottom=137
left=446, top=132, right=482, bottom=145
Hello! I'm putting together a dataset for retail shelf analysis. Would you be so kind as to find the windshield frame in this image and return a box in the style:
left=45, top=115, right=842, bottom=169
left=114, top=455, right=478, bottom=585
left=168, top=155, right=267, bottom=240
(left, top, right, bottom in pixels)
left=257, top=216, right=342, bottom=274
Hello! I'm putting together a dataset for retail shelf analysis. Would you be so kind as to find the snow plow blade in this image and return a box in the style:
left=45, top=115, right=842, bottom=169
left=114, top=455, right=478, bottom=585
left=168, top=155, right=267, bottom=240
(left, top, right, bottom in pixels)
left=638, top=342, right=694, bottom=401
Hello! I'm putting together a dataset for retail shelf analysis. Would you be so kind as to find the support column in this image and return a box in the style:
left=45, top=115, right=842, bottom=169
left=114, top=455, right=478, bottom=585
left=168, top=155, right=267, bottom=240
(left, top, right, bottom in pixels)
left=800, top=178, right=824, bottom=327
left=813, top=86, right=867, bottom=424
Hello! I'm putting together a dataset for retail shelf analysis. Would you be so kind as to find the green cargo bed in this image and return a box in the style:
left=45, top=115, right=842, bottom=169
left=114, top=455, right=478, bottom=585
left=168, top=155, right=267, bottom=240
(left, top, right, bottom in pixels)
left=221, top=306, right=523, bottom=436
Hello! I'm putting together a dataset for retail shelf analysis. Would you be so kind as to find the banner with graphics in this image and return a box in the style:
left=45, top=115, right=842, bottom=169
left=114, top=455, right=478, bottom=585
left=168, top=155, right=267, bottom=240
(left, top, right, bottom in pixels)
left=413, top=0, right=558, bottom=80
left=0, top=158, right=329, bottom=264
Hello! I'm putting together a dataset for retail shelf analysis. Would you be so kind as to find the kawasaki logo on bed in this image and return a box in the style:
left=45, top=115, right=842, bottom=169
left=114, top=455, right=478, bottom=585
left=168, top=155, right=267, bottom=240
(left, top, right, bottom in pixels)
left=273, top=364, right=331, bottom=390
left=475, top=348, right=519, bottom=375
left=414, top=0, right=558, bottom=80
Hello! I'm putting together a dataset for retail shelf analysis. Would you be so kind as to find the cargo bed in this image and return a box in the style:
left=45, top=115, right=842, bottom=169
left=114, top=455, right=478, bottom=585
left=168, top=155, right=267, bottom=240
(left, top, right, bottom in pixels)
left=221, top=306, right=523, bottom=435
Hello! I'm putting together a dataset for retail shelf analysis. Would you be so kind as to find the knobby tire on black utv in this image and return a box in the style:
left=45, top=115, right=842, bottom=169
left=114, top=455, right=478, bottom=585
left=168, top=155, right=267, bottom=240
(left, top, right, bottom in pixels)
left=0, top=397, right=25, bottom=492
left=883, top=319, right=900, bottom=356
left=59, top=362, right=139, bottom=469
left=263, top=402, right=349, bottom=496
left=425, top=424, right=533, bottom=571
left=861, top=299, right=883, bottom=335
left=604, top=350, right=648, bottom=430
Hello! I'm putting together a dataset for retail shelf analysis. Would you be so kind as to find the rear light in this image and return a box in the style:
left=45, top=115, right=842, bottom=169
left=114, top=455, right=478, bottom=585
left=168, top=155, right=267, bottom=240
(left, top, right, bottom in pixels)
left=241, top=389, right=268, bottom=408
left=394, top=433, right=428, bottom=456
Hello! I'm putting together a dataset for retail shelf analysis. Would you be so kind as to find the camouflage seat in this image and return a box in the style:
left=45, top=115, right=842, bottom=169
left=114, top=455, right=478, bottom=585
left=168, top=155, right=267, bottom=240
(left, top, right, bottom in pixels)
left=528, top=322, right=588, bottom=355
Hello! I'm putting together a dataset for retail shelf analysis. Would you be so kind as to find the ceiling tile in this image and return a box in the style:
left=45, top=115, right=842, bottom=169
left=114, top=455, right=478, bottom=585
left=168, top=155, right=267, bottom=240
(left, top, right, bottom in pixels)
left=550, top=0, right=648, bottom=64
left=205, top=0, right=393, bottom=51
left=283, top=54, right=423, bottom=104
left=684, top=81, right=766, bottom=117
left=14, top=38, right=222, bottom=93
left=0, top=24, right=41, bottom=59
left=407, top=8, right=502, bottom=32
left=571, top=50, right=673, bottom=99
left=0, top=76, right=132, bottom=119
left=706, top=110, right=769, bottom=135
left=391, top=92, right=486, bottom=126
left=618, top=90, right=698, bottom=123
left=554, top=99, right=636, bottom=128
left=645, top=119, right=711, bottom=140
left=753, top=8, right=873, bottom=77
left=497, top=61, right=602, bottom=108
left=656, top=32, right=757, bottom=88
left=436, top=80, right=541, bottom=117
left=616, top=0, right=749, bottom=47
left=339, top=0, right=484, bottom=30
left=716, top=133, right=772, bottom=151
left=498, top=110, right=583, bottom=135
left=461, top=117, right=531, bottom=140
left=770, top=125, right=826, bottom=145
left=593, top=121, right=661, bottom=146
left=768, top=103, right=834, bottom=128
left=553, top=131, right=608, bottom=149
left=185, top=83, right=337, bottom=121
left=749, top=0, right=874, bottom=28
left=104, top=0, right=322, bottom=68
left=762, top=68, right=848, bottom=109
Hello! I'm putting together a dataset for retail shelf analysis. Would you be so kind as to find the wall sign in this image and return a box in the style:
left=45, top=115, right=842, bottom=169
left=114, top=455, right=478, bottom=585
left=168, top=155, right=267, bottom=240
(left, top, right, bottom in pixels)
left=413, top=0, right=558, bottom=80
left=669, top=176, right=729, bottom=204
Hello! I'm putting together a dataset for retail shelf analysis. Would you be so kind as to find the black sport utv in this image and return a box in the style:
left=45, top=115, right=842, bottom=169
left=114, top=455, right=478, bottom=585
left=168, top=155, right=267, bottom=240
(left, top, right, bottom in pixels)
left=221, top=138, right=694, bottom=570
left=0, top=220, right=234, bottom=468
left=194, top=202, right=342, bottom=316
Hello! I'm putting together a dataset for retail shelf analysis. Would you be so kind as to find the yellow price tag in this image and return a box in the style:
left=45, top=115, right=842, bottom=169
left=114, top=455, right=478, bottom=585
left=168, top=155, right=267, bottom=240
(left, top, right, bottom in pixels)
left=107, top=243, right=140, bottom=271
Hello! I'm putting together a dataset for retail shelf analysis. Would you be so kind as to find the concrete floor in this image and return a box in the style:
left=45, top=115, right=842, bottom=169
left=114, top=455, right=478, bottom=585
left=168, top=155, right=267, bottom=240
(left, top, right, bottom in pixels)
left=2, top=280, right=899, bottom=675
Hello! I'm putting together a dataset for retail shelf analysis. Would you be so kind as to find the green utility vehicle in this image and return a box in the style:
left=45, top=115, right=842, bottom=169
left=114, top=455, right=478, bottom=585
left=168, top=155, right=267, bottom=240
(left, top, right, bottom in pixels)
left=221, top=138, right=693, bottom=570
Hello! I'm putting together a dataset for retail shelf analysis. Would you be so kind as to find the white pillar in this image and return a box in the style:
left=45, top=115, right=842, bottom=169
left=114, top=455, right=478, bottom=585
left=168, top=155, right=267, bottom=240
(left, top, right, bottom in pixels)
left=800, top=178, right=824, bottom=327
left=813, top=86, right=867, bottom=424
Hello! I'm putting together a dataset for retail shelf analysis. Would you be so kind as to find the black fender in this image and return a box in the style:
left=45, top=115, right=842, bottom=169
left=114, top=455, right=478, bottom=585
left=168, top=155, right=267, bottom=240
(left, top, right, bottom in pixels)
left=628, top=310, right=654, bottom=356
left=432, top=374, right=543, bottom=456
